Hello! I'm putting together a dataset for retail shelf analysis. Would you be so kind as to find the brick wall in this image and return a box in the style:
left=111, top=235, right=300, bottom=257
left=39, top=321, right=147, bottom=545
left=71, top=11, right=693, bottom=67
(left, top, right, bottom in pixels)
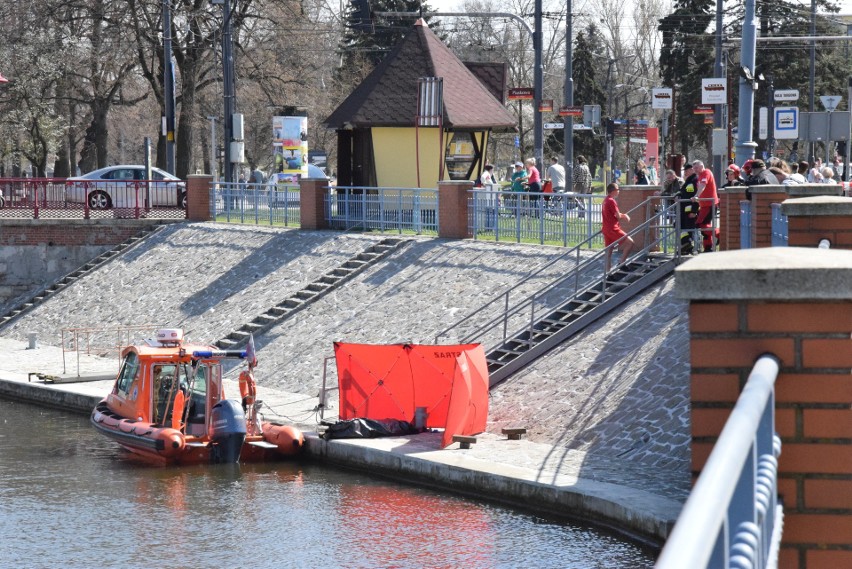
left=438, top=181, right=473, bottom=239
left=783, top=196, right=852, bottom=249
left=0, top=219, right=164, bottom=306
left=677, top=248, right=852, bottom=569
left=0, top=219, right=156, bottom=246
left=720, top=185, right=843, bottom=251
left=299, top=178, right=328, bottom=230
left=616, top=185, right=660, bottom=251
left=719, top=186, right=747, bottom=251
left=186, top=175, right=212, bottom=221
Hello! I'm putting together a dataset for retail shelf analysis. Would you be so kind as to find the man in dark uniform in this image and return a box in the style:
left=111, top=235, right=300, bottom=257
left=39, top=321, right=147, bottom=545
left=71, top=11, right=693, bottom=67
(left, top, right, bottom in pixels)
left=678, top=163, right=699, bottom=255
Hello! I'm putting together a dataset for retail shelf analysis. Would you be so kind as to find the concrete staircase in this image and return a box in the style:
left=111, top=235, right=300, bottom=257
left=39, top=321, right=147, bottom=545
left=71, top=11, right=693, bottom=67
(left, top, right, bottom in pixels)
left=486, top=254, right=677, bottom=386
left=0, top=224, right=166, bottom=329
left=214, top=237, right=411, bottom=349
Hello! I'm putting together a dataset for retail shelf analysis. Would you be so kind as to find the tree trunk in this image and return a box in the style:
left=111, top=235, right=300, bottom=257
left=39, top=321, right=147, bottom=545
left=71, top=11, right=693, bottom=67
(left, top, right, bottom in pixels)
left=79, top=100, right=110, bottom=172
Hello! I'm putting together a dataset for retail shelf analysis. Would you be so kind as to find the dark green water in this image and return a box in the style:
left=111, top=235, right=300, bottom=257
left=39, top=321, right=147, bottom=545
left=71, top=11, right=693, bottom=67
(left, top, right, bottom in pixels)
left=0, top=399, right=655, bottom=568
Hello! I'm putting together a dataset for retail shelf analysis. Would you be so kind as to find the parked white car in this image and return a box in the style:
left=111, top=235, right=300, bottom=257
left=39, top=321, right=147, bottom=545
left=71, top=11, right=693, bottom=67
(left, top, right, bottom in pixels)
left=66, top=166, right=186, bottom=210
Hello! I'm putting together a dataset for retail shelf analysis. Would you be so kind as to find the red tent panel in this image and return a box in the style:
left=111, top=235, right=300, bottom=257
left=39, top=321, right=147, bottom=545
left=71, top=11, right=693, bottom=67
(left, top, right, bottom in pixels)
left=441, top=349, right=489, bottom=448
left=334, top=342, right=489, bottom=440
left=334, top=343, right=415, bottom=420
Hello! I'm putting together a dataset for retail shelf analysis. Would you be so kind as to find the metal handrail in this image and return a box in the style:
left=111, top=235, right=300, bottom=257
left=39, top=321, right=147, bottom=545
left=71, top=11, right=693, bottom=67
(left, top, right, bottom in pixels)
left=435, top=195, right=667, bottom=344
left=656, top=354, right=782, bottom=569
left=436, top=197, right=682, bottom=347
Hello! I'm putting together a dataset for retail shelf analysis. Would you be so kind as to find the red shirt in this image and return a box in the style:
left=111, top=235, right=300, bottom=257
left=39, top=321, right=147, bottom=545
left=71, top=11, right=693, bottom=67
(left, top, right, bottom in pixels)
left=696, top=169, right=718, bottom=208
left=602, top=195, right=625, bottom=244
left=526, top=166, right=540, bottom=184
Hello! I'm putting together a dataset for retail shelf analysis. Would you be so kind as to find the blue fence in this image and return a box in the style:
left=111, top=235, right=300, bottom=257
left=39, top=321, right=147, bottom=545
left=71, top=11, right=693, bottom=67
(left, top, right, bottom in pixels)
left=770, top=203, right=788, bottom=246
left=325, top=186, right=438, bottom=234
left=740, top=200, right=752, bottom=249
left=211, top=181, right=300, bottom=226
left=656, top=354, right=782, bottom=569
left=468, top=190, right=605, bottom=247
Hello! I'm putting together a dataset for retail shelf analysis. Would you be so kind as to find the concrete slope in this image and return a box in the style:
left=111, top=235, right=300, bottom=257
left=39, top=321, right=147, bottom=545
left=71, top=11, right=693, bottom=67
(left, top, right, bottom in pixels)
left=244, top=238, right=593, bottom=392
left=1, top=223, right=398, bottom=345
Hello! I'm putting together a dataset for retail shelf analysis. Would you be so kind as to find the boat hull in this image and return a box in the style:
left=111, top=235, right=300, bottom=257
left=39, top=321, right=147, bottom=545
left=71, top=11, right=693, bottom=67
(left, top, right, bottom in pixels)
left=91, top=400, right=304, bottom=465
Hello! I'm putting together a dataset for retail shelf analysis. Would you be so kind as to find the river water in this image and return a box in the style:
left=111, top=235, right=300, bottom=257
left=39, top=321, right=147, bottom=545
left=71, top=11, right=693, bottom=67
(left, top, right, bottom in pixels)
left=0, top=400, right=655, bottom=568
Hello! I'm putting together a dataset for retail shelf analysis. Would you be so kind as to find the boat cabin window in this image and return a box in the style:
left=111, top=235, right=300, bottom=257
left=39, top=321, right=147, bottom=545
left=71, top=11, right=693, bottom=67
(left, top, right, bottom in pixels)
left=115, top=352, right=140, bottom=395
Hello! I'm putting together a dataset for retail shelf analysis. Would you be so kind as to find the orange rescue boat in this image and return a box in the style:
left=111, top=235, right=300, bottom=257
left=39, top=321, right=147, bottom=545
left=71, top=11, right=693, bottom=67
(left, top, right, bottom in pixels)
left=91, top=328, right=303, bottom=465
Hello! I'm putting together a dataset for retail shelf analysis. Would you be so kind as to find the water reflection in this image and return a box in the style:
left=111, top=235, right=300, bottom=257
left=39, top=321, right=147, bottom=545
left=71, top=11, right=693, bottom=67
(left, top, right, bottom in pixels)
left=0, top=400, right=655, bottom=568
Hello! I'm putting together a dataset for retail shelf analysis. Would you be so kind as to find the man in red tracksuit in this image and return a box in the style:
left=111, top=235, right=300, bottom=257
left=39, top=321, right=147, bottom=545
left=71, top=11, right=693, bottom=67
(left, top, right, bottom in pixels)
left=692, top=160, right=719, bottom=252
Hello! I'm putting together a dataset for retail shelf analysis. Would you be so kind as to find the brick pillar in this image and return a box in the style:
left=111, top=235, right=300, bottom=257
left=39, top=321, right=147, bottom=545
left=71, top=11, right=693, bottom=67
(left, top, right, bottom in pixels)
left=747, top=185, right=789, bottom=248
left=719, top=186, right=748, bottom=251
left=782, top=196, right=852, bottom=249
left=438, top=181, right=473, bottom=239
left=616, top=185, right=660, bottom=251
left=676, top=248, right=852, bottom=569
left=186, top=175, right=212, bottom=221
left=299, top=178, right=327, bottom=230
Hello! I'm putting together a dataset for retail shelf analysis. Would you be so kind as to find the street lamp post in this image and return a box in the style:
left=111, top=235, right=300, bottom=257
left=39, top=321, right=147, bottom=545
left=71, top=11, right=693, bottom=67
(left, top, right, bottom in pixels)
left=163, top=0, right=176, bottom=175
left=207, top=116, right=218, bottom=181
left=219, top=0, right=236, bottom=183
left=563, top=0, right=574, bottom=191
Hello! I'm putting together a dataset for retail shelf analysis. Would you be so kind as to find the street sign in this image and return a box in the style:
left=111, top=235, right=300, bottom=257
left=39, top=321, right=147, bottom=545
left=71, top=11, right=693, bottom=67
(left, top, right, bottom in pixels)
left=774, top=89, right=799, bottom=102
left=559, top=105, right=583, bottom=117
left=758, top=107, right=768, bottom=139
left=543, top=122, right=565, bottom=129
left=539, top=99, right=554, bottom=112
left=572, top=124, right=592, bottom=130
left=694, top=105, right=714, bottom=115
left=508, top=87, right=534, bottom=101
left=774, top=107, right=798, bottom=139
left=820, top=95, right=842, bottom=112
left=799, top=111, right=851, bottom=140
left=582, top=104, right=600, bottom=126
left=701, top=78, right=726, bottom=105
left=651, top=88, right=673, bottom=110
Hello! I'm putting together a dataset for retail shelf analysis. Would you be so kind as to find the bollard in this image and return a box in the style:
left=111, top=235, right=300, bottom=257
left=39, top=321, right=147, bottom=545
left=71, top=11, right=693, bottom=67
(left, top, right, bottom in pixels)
left=414, top=406, right=427, bottom=430
left=27, top=333, right=38, bottom=350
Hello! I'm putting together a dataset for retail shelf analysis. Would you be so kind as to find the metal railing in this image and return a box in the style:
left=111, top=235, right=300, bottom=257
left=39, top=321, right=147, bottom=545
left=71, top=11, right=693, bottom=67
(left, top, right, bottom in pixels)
left=436, top=197, right=682, bottom=348
left=61, top=324, right=162, bottom=375
left=0, top=178, right=186, bottom=220
left=468, top=189, right=604, bottom=247
left=211, top=181, right=301, bottom=226
left=326, top=186, right=438, bottom=234
left=656, top=354, right=782, bottom=569
left=770, top=203, right=788, bottom=246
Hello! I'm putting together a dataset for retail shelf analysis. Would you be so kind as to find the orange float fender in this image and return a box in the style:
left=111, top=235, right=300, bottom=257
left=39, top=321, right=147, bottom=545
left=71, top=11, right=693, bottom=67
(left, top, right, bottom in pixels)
left=156, top=428, right=186, bottom=457
left=262, top=422, right=304, bottom=456
left=172, top=390, right=185, bottom=430
left=238, top=370, right=257, bottom=406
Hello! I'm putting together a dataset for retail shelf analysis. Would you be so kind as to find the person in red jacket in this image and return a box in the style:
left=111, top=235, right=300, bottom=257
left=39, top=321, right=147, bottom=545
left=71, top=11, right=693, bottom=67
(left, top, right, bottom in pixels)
left=692, top=160, right=719, bottom=252
left=602, top=182, right=634, bottom=271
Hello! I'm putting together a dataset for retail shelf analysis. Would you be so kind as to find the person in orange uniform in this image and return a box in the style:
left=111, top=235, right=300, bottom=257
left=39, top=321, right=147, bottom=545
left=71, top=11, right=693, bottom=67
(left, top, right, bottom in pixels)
left=601, top=182, right=634, bottom=272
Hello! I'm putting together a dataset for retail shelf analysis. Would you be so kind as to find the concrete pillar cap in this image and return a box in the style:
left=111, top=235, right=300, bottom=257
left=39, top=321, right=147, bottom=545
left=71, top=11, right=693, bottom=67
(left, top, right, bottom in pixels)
left=675, top=247, right=852, bottom=300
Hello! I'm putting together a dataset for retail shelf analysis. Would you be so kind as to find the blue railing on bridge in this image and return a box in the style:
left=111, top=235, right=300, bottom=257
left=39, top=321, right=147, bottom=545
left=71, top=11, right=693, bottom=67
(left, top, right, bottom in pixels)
left=325, top=186, right=438, bottom=235
left=656, top=354, right=782, bottom=569
left=468, top=189, right=605, bottom=247
left=770, top=203, right=788, bottom=246
left=740, top=200, right=752, bottom=249
left=211, top=181, right=300, bottom=226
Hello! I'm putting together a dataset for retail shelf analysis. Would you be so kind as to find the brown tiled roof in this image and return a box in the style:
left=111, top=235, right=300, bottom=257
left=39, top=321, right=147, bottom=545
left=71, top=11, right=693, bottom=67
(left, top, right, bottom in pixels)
left=325, top=19, right=516, bottom=131
left=464, top=62, right=507, bottom=105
